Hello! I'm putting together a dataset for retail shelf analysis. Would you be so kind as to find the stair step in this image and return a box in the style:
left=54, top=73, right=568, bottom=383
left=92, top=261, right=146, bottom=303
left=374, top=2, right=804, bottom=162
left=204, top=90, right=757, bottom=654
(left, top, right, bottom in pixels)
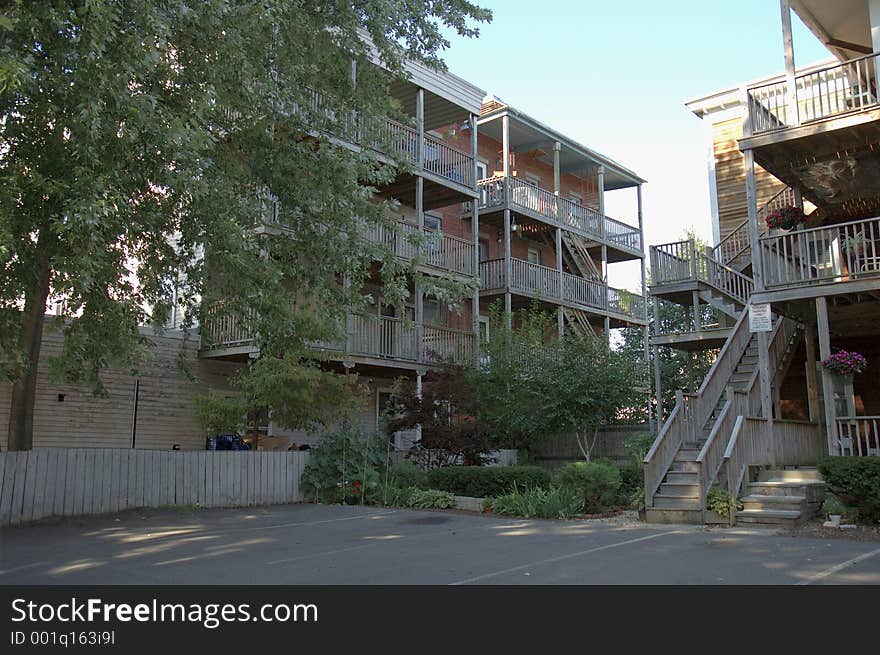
left=645, top=508, right=704, bottom=525
left=736, top=508, right=802, bottom=524
left=652, top=496, right=701, bottom=510
left=666, top=471, right=699, bottom=484
left=657, top=483, right=700, bottom=498
left=669, top=461, right=700, bottom=473
left=675, top=449, right=700, bottom=461
left=757, top=468, right=822, bottom=482
left=741, top=494, right=806, bottom=511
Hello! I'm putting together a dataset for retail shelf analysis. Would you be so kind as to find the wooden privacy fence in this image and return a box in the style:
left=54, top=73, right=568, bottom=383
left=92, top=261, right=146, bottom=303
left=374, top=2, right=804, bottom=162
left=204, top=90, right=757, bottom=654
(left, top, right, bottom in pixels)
left=0, top=448, right=310, bottom=527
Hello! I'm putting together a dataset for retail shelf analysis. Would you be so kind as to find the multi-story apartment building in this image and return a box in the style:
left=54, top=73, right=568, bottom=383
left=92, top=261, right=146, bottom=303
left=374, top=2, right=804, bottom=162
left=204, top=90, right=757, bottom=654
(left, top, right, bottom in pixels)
left=644, top=0, right=880, bottom=524
left=195, top=65, right=650, bottom=448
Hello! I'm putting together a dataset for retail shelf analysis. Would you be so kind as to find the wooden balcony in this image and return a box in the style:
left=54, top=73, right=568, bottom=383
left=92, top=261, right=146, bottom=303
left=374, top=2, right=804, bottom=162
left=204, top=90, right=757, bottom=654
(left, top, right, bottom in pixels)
left=301, top=89, right=476, bottom=200
left=200, top=304, right=475, bottom=367
left=360, top=220, right=475, bottom=277
left=479, top=257, right=647, bottom=324
left=476, top=176, right=642, bottom=261
left=756, top=216, right=880, bottom=300
left=745, top=53, right=880, bottom=137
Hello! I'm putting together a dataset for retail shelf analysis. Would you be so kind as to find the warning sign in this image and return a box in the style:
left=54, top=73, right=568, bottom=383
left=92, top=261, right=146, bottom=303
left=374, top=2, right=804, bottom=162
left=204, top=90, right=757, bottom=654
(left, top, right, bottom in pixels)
left=749, top=303, right=772, bottom=332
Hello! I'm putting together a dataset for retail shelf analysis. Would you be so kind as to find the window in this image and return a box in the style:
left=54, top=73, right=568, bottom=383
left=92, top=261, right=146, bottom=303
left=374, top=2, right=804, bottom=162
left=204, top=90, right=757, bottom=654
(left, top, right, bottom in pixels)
left=527, top=248, right=541, bottom=266
left=423, top=298, right=443, bottom=325
left=377, top=391, right=396, bottom=434
left=478, top=316, right=490, bottom=343
left=478, top=238, right=490, bottom=262
left=424, top=214, right=441, bottom=231
left=524, top=174, right=540, bottom=187
left=477, top=161, right=488, bottom=181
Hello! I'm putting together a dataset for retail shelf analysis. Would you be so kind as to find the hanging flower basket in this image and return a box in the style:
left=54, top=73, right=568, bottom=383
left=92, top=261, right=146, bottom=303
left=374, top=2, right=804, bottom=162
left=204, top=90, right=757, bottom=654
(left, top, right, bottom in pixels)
left=820, top=350, right=867, bottom=376
left=765, top=205, right=804, bottom=231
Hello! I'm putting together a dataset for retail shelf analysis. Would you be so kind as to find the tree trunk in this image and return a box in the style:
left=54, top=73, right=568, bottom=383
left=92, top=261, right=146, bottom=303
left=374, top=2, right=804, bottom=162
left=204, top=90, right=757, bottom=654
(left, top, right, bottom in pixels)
left=7, top=245, right=51, bottom=451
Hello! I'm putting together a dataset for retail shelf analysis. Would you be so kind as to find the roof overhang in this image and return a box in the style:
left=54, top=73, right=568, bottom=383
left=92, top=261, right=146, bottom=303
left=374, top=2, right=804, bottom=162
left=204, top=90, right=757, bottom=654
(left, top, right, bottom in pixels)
left=791, top=0, right=873, bottom=62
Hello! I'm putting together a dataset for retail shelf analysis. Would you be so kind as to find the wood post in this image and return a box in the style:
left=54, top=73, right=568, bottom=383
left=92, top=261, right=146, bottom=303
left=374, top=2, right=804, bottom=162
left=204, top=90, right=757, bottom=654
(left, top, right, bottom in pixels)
left=470, top=113, right=481, bottom=364
left=743, top=148, right=764, bottom=291
left=780, top=0, right=800, bottom=127
left=804, top=324, right=820, bottom=422
left=556, top=227, right=563, bottom=338
left=816, top=297, right=837, bottom=454
left=502, top=115, right=512, bottom=329
left=416, top=88, right=424, bottom=168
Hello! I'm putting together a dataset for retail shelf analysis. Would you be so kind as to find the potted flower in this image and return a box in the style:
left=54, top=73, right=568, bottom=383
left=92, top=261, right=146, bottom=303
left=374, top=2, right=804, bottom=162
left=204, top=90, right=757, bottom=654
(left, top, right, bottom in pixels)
left=820, top=350, right=867, bottom=377
left=764, top=205, right=804, bottom=232
left=822, top=496, right=846, bottom=528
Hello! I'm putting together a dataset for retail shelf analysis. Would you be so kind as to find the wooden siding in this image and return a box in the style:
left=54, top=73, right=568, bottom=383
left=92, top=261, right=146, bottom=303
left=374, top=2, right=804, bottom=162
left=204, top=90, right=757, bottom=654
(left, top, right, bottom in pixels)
left=0, top=324, right=241, bottom=451
left=711, top=117, right=787, bottom=241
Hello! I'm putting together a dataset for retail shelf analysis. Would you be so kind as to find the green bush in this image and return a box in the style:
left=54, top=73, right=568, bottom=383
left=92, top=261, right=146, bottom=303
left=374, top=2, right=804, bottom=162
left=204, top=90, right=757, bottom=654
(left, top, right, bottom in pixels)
left=300, top=425, right=388, bottom=504
left=426, top=465, right=551, bottom=498
left=618, top=462, right=643, bottom=503
left=706, top=488, right=742, bottom=518
left=487, top=483, right=583, bottom=519
left=390, top=461, right=429, bottom=490
left=555, top=460, right=622, bottom=513
left=406, top=489, right=456, bottom=509
left=818, top=457, right=880, bottom=523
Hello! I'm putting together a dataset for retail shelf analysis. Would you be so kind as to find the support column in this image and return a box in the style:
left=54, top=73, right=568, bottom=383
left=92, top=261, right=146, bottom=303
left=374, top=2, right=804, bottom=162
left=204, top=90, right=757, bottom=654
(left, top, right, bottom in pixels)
left=416, top=88, right=425, bottom=169
left=780, top=0, right=799, bottom=127
left=638, top=184, right=652, bottom=429
left=553, top=142, right=561, bottom=195
left=743, top=148, right=764, bottom=291
left=502, top=115, right=512, bottom=329
left=653, top=343, right=664, bottom=428
left=470, top=113, right=481, bottom=362
left=804, top=323, right=820, bottom=423
left=816, top=297, right=837, bottom=454
left=692, top=290, right=701, bottom=332
left=416, top=175, right=424, bottom=362
left=556, top=226, right=564, bottom=338
left=598, top=165, right=608, bottom=282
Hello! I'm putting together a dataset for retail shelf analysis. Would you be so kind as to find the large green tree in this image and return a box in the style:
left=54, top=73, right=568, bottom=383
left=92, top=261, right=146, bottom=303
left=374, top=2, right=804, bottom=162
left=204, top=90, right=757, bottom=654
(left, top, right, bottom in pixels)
left=0, top=1, right=490, bottom=450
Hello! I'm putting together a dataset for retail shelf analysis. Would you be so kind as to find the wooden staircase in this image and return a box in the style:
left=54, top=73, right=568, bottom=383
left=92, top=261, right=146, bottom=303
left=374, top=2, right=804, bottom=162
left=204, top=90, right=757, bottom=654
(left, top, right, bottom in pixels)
left=737, top=467, right=826, bottom=525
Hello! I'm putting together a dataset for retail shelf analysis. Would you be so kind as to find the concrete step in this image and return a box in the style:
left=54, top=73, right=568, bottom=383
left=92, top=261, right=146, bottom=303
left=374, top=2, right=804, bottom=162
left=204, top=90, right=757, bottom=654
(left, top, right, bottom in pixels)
left=646, top=508, right=704, bottom=525
left=657, top=483, right=700, bottom=498
left=741, top=494, right=806, bottom=512
left=744, top=481, right=825, bottom=497
left=757, top=468, right=822, bottom=482
left=736, top=508, right=801, bottom=525
left=666, top=471, right=699, bottom=484
left=652, top=495, right=701, bottom=510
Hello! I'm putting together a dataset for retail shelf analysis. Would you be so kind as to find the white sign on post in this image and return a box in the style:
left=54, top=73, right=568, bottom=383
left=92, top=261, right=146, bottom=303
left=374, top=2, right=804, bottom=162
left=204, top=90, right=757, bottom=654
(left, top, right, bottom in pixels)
left=749, top=303, right=772, bottom=332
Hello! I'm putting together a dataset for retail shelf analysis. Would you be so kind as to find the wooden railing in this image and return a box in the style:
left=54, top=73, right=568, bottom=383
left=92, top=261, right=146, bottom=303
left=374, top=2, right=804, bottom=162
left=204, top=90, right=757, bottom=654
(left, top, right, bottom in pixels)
left=477, top=176, right=642, bottom=254
left=695, top=390, right=736, bottom=512
left=480, top=258, right=647, bottom=321
left=747, top=52, right=880, bottom=135
left=651, top=239, right=754, bottom=304
left=422, top=325, right=475, bottom=365
left=644, top=391, right=696, bottom=507
left=724, top=418, right=822, bottom=517
left=712, top=187, right=793, bottom=267
left=361, top=220, right=475, bottom=276
left=760, top=216, right=880, bottom=289
left=201, top=304, right=474, bottom=365
left=201, top=302, right=257, bottom=349
left=836, top=416, right=880, bottom=457
left=423, top=133, right=474, bottom=188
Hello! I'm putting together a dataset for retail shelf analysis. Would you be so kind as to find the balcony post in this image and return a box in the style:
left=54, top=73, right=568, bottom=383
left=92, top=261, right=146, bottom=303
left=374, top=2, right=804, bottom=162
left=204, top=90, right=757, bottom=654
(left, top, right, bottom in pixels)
left=816, top=297, right=838, bottom=455
left=804, top=322, right=820, bottom=423
left=743, top=148, right=765, bottom=291
left=553, top=141, right=561, bottom=224
left=502, top=114, right=510, bottom=179
left=416, top=169, right=424, bottom=362
left=598, top=165, right=607, bottom=280
left=779, top=0, right=800, bottom=126
left=415, top=283, right=424, bottom=363
left=692, top=290, right=701, bottom=332
left=556, top=226, right=564, bottom=337
left=470, top=112, right=481, bottom=362
left=416, top=88, right=425, bottom=168
left=504, top=208, right=512, bottom=328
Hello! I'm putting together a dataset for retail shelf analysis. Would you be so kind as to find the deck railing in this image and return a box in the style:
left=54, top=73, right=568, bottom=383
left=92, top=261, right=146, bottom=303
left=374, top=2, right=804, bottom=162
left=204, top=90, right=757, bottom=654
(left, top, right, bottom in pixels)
left=712, top=187, right=795, bottom=267
left=201, top=305, right=474, bottom=365
left=361, top=220, right=475, bottom=276
left=760, top=216, right=880, bottom=288
left=644, top=391, right=696, bottom=507
left=651, top=239, right=754, bottom=304
left=476, top=176, right=642, bottom=254
left=836, top=416, right=880, bottom=456
left=747, top=52, right=880, bottom=135
left=423, top=133, right=474, bottom=188
left=479, top=258, right=646, bottom=321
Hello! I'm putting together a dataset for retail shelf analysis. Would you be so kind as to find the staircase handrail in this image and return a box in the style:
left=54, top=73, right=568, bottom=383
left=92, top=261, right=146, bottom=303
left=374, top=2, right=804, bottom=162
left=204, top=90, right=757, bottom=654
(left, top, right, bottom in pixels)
left=644, top=390, right=695, bottom=507
left=692, top=308, right=751, bottom=426
left=695, top=389, right=737, bottom=513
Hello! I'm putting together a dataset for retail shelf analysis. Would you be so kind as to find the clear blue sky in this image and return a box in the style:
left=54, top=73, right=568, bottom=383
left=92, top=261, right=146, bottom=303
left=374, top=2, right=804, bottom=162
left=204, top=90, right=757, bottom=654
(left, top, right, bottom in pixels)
left=439, top=0, right=829, bottom=291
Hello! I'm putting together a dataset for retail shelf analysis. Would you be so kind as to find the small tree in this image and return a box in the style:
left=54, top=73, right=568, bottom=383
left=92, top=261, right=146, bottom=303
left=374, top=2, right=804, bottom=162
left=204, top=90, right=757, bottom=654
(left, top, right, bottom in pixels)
left=389, top=364, right=494, bottom=467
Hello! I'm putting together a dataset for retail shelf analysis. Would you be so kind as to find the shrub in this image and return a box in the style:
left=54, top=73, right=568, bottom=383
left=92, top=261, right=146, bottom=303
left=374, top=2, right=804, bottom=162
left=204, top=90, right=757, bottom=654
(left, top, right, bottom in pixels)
left=821, top=495, right=846, bottom=517
left=629, top=484, right=646, bottom=513
left=618, top=462, right=643, bottom=503
left=426, top=465, right=551, bottom=498
left=300, top=425, right=388, bottom=504
left=818, top=457, right=880, bottom=523
left=706, top=488, right=742, bottom=518
left=406, top=489, right=456, bottom=510
left=487, top=483, right=583, bottom=519
left=555, top=460, right=622, bottom=513
left=390, top=461, right=429, bottom=490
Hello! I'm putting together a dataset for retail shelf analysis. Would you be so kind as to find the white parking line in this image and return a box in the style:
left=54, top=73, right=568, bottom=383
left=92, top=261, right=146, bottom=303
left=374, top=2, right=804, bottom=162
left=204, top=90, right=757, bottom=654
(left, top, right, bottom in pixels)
left=796, top=546, right=880, bottom=585
left=449, top=529, right=683, bottom=585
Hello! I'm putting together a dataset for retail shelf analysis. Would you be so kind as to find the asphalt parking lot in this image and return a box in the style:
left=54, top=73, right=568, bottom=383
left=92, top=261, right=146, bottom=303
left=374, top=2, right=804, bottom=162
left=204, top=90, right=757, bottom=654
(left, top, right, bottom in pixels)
left=2, top=503, right=880, bottom=585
